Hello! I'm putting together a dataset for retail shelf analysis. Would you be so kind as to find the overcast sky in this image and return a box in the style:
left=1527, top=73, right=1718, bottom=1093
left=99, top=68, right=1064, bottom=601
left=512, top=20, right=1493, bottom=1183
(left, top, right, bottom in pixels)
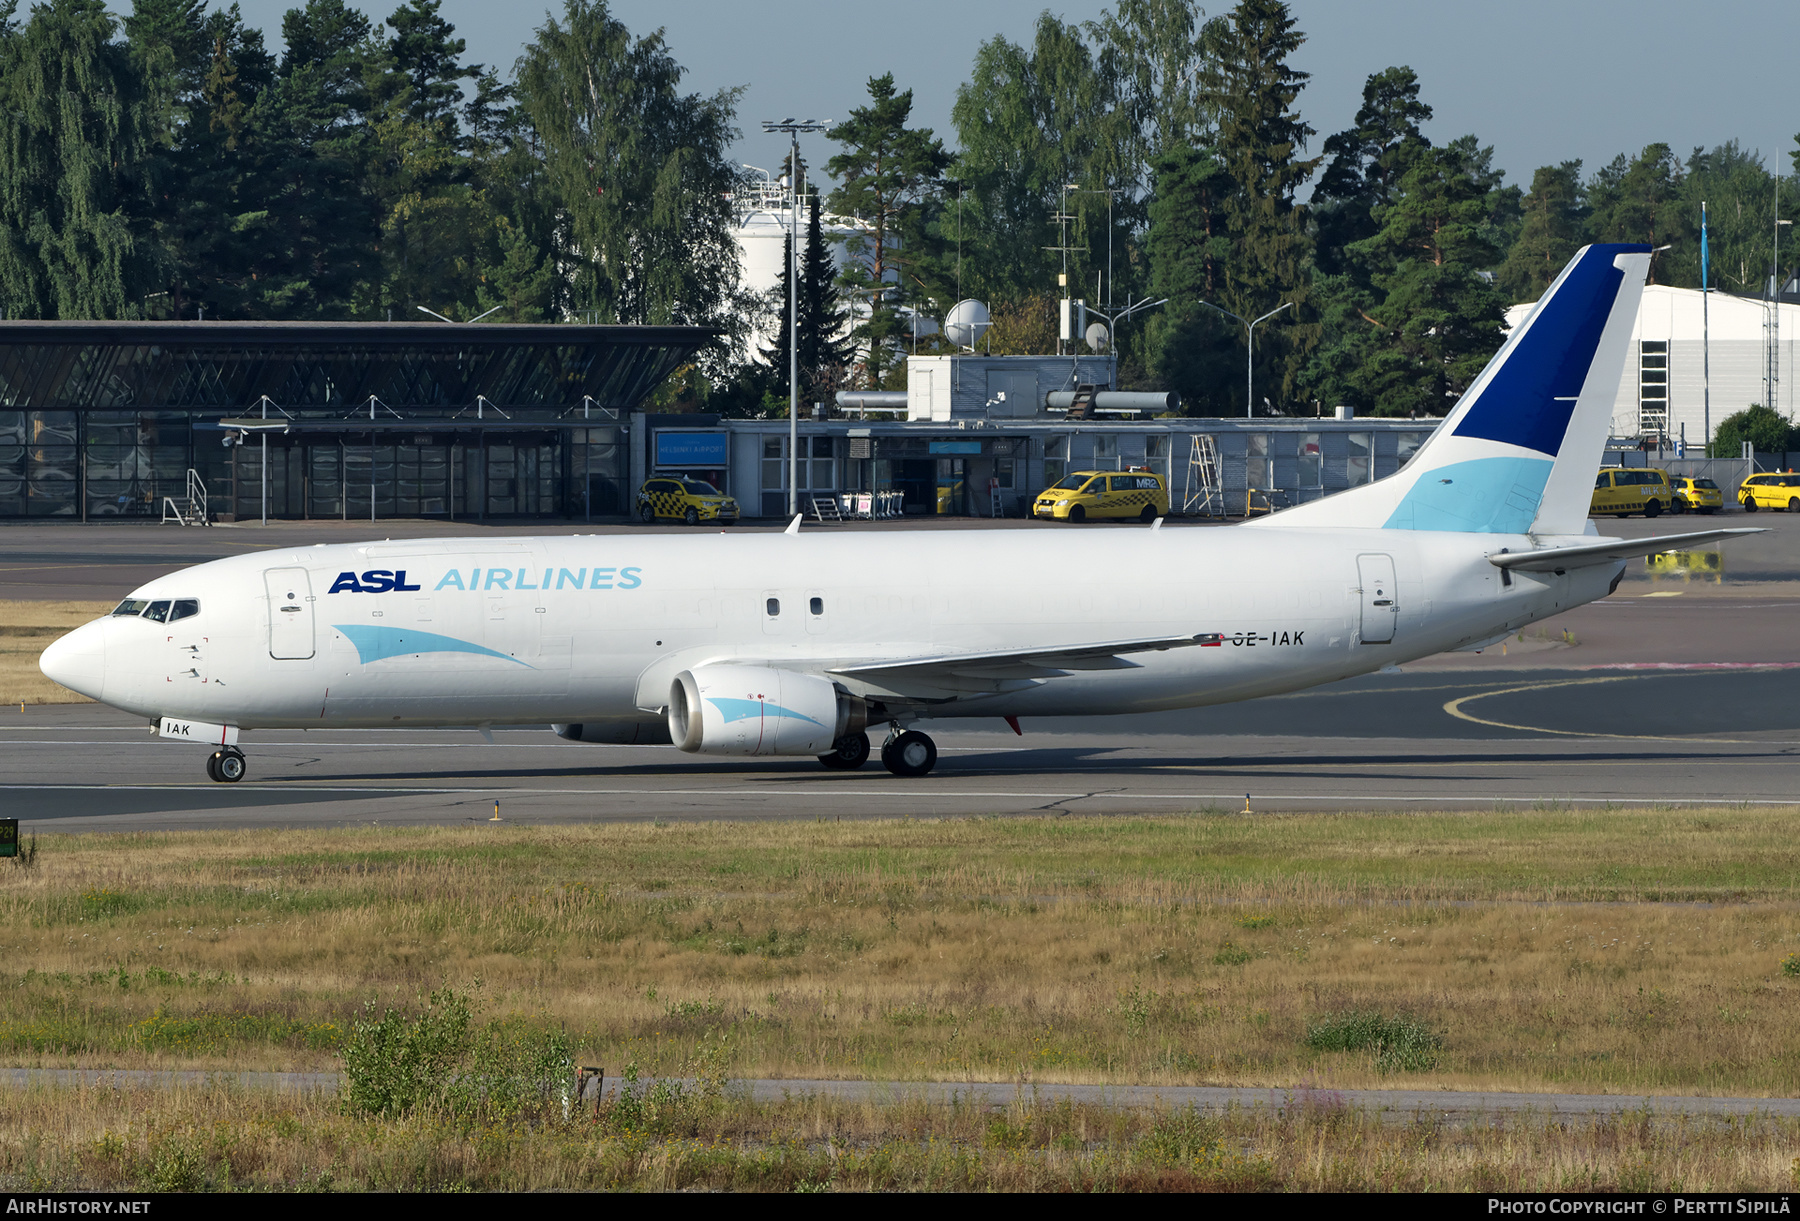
left=158, top=0, right=1799, bottom=189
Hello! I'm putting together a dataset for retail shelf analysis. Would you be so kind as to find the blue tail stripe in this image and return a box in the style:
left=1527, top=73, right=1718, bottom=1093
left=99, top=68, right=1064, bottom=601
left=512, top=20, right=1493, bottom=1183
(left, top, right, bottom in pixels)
left=1383, top=456, right=1553, bottom=533
left=1451, top=243, right=1649, bottom=456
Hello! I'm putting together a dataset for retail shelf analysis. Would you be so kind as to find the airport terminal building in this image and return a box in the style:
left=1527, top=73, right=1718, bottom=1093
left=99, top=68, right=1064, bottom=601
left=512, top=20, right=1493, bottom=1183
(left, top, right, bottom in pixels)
left=0, top=323, right=1438, bottom=523
left=0, top=321, right=708, bottom=522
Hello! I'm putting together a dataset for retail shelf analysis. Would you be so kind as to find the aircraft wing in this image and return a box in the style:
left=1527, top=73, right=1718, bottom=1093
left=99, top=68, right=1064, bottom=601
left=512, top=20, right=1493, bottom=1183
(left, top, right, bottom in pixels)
left=1489, top=528, right=1763, bottom=573
left=828, top=633, right=1218, bottom=693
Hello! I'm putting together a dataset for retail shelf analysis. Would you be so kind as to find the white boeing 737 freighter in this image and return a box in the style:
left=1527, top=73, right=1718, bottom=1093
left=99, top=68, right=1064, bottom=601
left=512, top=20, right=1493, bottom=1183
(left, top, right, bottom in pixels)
left=40, top=244, right=1759, bottom=783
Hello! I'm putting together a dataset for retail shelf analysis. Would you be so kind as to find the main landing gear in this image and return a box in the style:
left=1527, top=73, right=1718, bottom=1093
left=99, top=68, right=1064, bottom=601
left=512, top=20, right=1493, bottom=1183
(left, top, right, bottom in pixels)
left=815, top=726, right=940, bottom=777
left=881, top=729, right=937, bottom=778
left=206, top=747, right=246, bottom=783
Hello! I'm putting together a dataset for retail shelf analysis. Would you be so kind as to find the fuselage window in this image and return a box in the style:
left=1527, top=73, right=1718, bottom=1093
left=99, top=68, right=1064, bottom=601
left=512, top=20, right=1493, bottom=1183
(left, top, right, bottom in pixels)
left=168, top=599, right=201, bottom=623
left=809, top=597, right=823, bottom=616
left=142, top=600, right=172, bottom=623
left=112, top=599, right=148, bottom=616
left=766, top=598, right=780, bottom=617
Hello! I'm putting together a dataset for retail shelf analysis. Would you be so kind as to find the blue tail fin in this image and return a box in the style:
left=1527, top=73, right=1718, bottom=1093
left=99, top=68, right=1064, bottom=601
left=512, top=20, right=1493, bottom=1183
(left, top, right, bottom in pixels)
left=1254, top=243, right=1652, bottom=535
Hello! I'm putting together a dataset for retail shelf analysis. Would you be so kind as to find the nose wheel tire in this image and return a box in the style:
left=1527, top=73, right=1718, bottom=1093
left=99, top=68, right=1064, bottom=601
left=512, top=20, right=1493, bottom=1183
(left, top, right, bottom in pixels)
left=207, top=749, right=246, bottom=783
left=881, top=730, right=937, bottom=777
left=818, top=731, right=871, bottom=770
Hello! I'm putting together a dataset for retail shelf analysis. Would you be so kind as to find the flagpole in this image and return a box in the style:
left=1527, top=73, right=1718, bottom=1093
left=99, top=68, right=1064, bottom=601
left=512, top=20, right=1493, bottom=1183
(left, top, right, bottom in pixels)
left=1702, top=199, right=1710, bottom=453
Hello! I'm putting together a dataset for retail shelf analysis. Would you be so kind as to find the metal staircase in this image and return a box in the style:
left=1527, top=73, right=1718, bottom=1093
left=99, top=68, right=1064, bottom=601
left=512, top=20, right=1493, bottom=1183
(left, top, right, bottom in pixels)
left=161, top=469, right=210, bottom=526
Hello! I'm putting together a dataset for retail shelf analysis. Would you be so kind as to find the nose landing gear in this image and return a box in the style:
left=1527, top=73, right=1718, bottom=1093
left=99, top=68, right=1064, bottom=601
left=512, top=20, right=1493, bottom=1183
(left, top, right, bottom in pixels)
left=206, top=748, right=247, bottom=783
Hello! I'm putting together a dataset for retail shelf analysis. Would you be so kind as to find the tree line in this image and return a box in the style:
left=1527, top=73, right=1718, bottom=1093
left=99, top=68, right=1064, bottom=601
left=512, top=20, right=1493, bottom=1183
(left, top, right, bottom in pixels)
left=0, top=0, right=1795, bottom=418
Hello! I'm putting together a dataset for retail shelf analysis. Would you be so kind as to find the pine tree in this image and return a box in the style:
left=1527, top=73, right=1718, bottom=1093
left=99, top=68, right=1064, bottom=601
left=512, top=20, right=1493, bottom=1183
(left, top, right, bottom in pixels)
left=1497, top=162, right=1586, bottom=302
left=1588, top=144, right=1691, bottom=283
left=1145, top=143, right=1238, bottom=409
left=799, top=195, right=853, bottom=403
left=1341, top=142, right=1509, bottom=415
left=1312, top=66, right=1431, bottom=279
left=384, top=0, right=478, bottom=130
left=759, top=195, right=854, bottom=405
left=1198, top=0, right=1320, bottom=406
left=827, top=73, right=950, bottom=389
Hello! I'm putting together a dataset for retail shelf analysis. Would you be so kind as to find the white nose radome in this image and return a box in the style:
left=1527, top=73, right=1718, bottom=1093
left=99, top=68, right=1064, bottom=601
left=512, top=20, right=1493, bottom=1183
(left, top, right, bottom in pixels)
left=39, top=619, right=106, bottom=700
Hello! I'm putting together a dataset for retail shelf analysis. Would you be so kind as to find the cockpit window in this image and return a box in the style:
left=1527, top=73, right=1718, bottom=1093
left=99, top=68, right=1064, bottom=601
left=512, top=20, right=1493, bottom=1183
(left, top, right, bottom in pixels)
left=112, top=599, right=149, bottom=617
left=168, top=599, right=200, bottom=623
left=142, top=600, right=172, bottom=623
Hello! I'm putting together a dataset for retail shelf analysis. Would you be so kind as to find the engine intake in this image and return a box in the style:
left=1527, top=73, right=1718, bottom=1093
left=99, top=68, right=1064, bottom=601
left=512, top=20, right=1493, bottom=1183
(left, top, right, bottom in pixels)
left=669, top=665, right=866, bottom=756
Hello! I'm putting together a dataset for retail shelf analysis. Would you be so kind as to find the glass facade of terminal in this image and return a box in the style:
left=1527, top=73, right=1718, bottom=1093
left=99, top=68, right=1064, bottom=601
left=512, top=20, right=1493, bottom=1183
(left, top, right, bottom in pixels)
left=0, top=322, right=707, bottom=519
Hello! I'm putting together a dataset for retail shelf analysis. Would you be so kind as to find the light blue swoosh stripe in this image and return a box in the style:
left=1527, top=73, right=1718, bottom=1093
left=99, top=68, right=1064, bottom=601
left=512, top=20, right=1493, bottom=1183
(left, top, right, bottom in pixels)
left=333, top=624, right=531, bottom=667
left=705, top=696, right=823, bottom=726
left=1383, top=456, right=1553, bottom=534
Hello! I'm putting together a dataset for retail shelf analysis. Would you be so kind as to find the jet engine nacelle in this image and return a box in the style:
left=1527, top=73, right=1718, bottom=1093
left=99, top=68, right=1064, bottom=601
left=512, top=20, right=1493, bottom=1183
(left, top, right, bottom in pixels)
left=669, top=664, right=865, bottom=756
left=553, top=721, right=673, bottom=746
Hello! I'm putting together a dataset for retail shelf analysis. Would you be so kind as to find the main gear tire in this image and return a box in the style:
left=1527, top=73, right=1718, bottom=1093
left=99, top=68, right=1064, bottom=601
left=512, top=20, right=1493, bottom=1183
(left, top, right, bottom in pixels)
left=881, top=731, right=937, bottom=778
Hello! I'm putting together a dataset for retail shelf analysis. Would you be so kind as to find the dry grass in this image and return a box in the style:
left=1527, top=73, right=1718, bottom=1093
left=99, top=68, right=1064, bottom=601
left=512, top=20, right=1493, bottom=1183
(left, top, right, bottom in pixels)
left=3, top=1080, right=1798, bottom=1192
left=2, top=811, right=1799, bottom=1099
left=0, top=600, right=109, bottom=704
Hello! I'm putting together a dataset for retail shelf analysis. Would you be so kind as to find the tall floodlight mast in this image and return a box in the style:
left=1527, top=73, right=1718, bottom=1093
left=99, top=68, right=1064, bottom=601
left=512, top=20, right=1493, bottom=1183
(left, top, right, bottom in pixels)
left=762, top=119, right=830, bottom=516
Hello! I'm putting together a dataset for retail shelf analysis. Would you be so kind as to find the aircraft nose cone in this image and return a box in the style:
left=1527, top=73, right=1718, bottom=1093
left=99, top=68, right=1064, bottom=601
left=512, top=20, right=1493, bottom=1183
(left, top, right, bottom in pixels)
left=40, top=619, right=106, bottom=700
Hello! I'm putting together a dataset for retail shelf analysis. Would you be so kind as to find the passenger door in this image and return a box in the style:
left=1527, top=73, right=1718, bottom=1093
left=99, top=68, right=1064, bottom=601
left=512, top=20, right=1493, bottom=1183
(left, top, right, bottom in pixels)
left=1357, top=554, right=1398, bottom=644
left=264, top=568, right=316, bottom=659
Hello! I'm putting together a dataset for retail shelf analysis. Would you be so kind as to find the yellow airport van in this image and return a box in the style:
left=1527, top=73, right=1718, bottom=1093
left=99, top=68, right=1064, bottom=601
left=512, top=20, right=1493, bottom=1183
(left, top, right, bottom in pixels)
left=1590, top=467, right=1675, bottom=517
left=1033, top=470, right=1170, bottom=522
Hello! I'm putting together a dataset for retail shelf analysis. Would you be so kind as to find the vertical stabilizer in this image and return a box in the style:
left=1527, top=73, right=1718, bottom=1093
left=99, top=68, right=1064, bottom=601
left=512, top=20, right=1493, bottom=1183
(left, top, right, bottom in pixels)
left=1251, top=243, right=1652, bottom=534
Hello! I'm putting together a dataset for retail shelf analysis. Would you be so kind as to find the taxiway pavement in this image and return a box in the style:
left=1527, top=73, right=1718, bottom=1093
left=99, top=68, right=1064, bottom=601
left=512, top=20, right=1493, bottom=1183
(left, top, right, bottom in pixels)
left=1, top=512, right=1794, bottom=830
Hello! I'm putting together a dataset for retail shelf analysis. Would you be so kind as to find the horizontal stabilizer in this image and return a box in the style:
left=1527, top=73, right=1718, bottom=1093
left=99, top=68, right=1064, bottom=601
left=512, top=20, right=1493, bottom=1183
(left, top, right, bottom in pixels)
left=1488, top=528, right=1763, bottom=573
left=831, top=633, right=1212, bottom=683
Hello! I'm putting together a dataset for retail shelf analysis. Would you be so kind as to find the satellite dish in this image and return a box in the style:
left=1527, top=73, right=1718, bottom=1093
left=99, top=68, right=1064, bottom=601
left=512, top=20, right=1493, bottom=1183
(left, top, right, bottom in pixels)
left=1084, top=321, right=1110, bottom=353
left=944, top=299, right=991, bottom=349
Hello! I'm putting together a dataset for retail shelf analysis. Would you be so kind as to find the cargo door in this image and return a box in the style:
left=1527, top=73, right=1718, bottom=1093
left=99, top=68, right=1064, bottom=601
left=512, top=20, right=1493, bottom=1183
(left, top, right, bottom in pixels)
left=265, top=568, right=316, bottom=659
left=1357, top=554, right=1397, bottom=644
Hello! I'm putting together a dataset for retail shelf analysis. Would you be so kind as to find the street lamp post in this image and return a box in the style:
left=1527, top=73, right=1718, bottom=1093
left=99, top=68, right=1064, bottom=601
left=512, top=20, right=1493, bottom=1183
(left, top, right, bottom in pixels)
left=763, top=119, right=829, bottom=518
left=1195, top=300, right=1293, bottom=417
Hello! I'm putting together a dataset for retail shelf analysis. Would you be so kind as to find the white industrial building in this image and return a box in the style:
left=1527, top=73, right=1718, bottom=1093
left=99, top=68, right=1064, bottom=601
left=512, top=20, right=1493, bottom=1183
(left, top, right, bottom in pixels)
left=1507, top=286, right=1800, bottom=445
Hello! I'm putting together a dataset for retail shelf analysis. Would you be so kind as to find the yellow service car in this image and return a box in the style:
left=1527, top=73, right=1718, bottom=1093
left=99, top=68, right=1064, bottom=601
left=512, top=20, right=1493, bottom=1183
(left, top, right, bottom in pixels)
left=1738, top=472, right=1800, bottom=513
left=1033, top=470, right=1169, bottom=522
left=635, top=477, right=739, bottom=525
left=1590, top=467, right=1675, bottom=517
left=1670, top=475, right=1723, bottom=514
